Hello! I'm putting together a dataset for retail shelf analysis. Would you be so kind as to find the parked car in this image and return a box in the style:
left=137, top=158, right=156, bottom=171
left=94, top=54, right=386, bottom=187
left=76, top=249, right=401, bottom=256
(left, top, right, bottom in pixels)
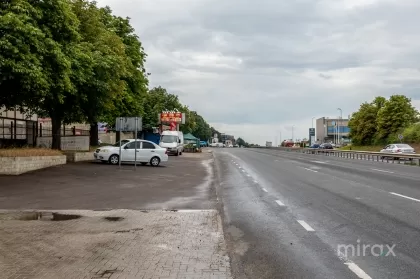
left=309, top=144, right=320, bottom=149
left=200, top=140, right=208, bottom=147
left=319, top=143, right=334, bottom=149
left=380, top=144, right=415, bottom=159
left=94, top=139, right=168, bottom=166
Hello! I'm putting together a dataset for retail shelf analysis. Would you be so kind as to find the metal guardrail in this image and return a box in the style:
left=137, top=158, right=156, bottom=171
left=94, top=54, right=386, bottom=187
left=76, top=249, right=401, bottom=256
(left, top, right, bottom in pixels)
left=252, top=147, right=420, bottom=166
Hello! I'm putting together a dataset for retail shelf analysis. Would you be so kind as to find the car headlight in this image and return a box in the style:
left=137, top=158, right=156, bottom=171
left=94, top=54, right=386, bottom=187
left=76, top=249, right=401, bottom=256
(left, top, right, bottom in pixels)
left=100, top=149, right=109, bottom=153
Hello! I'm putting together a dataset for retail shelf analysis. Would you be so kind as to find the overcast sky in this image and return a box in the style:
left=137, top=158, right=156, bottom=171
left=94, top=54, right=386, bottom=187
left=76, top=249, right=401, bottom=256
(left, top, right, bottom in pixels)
left=98, top=0, right=420, bottom=144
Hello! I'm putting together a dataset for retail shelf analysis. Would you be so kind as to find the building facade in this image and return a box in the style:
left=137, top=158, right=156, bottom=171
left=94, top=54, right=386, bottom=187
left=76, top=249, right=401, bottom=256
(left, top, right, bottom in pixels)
left=315, top=117, right=350, bottom=143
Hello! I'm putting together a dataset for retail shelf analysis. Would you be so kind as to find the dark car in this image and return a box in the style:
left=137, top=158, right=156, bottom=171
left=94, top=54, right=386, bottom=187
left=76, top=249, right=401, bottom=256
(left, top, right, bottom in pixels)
left=319, top=143, right=334, bottom=149
left=309, top=144, right=320, bottom=148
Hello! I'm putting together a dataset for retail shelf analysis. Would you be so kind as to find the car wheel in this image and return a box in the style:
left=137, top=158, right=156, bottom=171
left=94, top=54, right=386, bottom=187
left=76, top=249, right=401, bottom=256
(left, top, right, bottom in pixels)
left=141, top=162, right=147, bottom=166
left=109, top=154, right=119, bottom=165
left=179, top=151, right=182, bottom=155
left=150, top=156, right=160, bottom=167
left=175, top=151, right=179, bottom=156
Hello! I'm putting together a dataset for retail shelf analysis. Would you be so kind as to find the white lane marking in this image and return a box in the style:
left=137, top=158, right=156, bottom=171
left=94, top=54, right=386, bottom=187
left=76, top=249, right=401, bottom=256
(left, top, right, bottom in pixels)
left=246, top=174, right=251, bottom=177
left=275, top=200, right=285, bottom=206
left=254, top=180, right=258, bottom=184
left=312, top=160, right=329, bottom=164
left=241, top=169, right=246, bottom=172
left=303, top=167, right=318, bottom=173
left=297, top=220, right=315, bottom=231
left=238, top=166, right=242, bottom=169
left=344, top=262, right=372, bottom=279
left=390, top=192, right=420, bottom=203
left=371, top=168, right=394, bottom=174
left=262, top=188, right=268, bottom=192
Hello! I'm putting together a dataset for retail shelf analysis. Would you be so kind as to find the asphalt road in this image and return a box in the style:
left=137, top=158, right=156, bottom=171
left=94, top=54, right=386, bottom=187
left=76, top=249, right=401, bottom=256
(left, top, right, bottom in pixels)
left=214, top=148, right=420, bottom=279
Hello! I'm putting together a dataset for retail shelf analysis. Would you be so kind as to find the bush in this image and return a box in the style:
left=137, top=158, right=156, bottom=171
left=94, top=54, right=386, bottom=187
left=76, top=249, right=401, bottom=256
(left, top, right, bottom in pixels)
left=402, top=123, right=420, bottom=143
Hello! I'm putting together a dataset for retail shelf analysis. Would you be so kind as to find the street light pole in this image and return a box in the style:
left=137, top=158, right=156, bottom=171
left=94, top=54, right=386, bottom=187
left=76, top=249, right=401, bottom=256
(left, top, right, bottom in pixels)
left=312, top=117, right=315, bottom=128
left=337, top=108, right=342, bottom=145
left=292, top=125, right=294, bottom=142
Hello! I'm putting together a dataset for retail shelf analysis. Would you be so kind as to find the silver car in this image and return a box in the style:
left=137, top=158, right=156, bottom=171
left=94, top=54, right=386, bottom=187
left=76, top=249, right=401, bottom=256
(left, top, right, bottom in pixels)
left=380, top=143, right=415, bottom=158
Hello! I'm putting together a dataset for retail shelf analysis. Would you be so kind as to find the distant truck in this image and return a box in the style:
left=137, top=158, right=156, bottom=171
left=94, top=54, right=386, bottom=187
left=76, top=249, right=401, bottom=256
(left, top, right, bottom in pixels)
left=266, top=141, right=273, bottom=147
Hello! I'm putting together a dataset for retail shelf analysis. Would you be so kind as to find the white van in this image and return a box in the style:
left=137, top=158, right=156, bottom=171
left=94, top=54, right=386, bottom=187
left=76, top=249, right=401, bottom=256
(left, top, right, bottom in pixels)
left=159, top=131, right=184, bottom=156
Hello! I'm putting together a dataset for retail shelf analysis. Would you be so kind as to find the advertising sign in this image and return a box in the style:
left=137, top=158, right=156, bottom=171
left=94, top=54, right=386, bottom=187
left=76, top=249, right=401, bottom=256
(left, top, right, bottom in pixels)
left=309, top=128, right=316, bottom=145
left=160, top=112, right=182, bottom=123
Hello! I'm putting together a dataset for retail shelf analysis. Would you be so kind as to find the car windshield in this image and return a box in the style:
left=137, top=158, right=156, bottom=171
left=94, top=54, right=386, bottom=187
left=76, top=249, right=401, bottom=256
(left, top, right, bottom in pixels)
left=112, top=140, right=130, bottom=147
left=161, top=135, right=177, bottom=143
left=396, top=144, right=411, bottom=148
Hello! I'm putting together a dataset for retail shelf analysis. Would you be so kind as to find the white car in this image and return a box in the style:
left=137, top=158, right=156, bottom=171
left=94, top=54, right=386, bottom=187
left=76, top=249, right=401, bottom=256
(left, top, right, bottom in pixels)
left=94, top=139, right=168, bottom=166
left=380, top=143, right=415, bottom=156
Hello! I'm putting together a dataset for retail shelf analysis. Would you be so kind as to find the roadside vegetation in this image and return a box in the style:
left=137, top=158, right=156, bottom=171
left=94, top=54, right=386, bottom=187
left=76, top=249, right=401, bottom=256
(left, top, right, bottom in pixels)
left=348, top=95, right=419, bottom=146
left=0, top=0, right=218, bottom=149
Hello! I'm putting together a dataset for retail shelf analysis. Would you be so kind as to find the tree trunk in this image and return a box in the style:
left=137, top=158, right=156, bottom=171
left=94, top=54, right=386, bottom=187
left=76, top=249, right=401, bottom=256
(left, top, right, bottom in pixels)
left=90, top=123, right=98, bottom=146
left=51, top=117, right=62, bottom=150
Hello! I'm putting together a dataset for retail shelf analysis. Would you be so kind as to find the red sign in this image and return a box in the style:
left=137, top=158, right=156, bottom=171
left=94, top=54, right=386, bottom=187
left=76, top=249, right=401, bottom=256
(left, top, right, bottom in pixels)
left=160, top=112, right=182, bottom=123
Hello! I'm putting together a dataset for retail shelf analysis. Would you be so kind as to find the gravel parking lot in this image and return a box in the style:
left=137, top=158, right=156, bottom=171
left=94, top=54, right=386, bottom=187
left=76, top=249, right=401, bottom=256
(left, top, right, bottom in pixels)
left=0, top=151, right=216, bottom=210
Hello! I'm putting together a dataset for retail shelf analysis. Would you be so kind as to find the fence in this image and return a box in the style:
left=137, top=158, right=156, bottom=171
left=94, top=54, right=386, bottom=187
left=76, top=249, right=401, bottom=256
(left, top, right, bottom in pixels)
left=253, top=146, right=420, bottom=166
left=0, top=117, right=37, bottom=147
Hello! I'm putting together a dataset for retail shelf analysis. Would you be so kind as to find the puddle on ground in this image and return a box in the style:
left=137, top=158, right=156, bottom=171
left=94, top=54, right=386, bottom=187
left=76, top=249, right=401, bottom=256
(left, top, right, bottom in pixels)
left=103, top=216, right=124, bottom=222
left=0, top=212, right=81, bottom=221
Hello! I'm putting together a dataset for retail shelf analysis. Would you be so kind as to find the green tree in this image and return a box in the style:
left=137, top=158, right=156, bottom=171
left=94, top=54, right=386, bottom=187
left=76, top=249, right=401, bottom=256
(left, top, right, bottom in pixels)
left=98, top=6, right=149, bottom=126
left=0, top=0, right=82, bottom=149
left=190, top=113, right=211, bottom=140
left=348, top=96, right=386, bottom=145
left=70, top=0, right=130, bottom=145
left=376, top=95, right=418, bottom=142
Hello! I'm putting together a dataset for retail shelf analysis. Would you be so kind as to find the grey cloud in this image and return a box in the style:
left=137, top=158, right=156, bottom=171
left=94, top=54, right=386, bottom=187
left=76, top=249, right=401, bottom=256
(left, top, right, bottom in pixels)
left=97, top=0, right=420, bottom=143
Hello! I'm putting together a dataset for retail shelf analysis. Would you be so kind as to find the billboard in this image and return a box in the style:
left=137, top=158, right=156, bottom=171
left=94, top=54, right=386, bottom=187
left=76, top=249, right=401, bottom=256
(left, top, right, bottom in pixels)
left=158, top=111, right=186, bottom=124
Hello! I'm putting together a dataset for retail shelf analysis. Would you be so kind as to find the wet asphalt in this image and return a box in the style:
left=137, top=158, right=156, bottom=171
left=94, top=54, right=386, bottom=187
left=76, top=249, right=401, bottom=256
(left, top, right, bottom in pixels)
left=213, top=148, right=420, bottom=279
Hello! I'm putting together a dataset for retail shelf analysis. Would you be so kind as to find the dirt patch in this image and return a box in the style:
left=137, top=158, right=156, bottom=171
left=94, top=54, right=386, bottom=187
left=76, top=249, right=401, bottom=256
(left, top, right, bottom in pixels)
left=0, top=148, right=63, bottom=157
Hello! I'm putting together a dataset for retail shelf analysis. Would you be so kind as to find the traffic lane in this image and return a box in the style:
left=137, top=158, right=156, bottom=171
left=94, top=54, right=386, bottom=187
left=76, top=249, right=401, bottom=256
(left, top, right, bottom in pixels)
left=0, top=153, right=215, bottom=210
left=249, top=148, right=420, bottom=179
left=248, top=148, right=420, bottom=203
left=214, top=150, right=360, bottom=279
left=224, top=149, right=420, bottom=279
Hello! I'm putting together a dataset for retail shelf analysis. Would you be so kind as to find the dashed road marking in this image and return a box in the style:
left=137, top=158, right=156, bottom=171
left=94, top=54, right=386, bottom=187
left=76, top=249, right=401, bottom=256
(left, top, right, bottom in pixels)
left=262, top=188, right=268, bottom=193
left=297, top=220, right=315, bottom=231
left=275, top=200, right=285, bottom=206
left=254, top=180, right=258, bottom=184
left=312, top=160, right=329, bottom=164
left=344, top=262, right=372, bottom=279
left=390, top=192, right=420, bottom=203
left=371, top=168, right=394, bottom=174
left=246, top=174, right=251, bottom=177
left=303, top=167, right=318, bottom=173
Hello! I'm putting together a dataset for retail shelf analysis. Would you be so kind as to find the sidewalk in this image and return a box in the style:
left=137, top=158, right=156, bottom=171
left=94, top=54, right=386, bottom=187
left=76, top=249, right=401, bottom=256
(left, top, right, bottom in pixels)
left=0, top=209, right=231, bottom=279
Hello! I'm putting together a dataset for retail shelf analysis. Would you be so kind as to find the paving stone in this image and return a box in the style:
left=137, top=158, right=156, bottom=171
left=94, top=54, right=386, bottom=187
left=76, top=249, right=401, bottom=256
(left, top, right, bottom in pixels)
left=0, top=209, right=231, bottom=279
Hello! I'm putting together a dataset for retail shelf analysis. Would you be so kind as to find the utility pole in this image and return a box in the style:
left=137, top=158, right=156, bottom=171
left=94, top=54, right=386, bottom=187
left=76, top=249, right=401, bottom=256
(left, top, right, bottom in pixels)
left=337, top=108, right=342, bottom=145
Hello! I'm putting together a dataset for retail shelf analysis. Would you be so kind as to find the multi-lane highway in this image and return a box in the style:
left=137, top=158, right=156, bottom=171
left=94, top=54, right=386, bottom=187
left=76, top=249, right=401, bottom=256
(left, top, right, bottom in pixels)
left=213, top=148, right=420, bottom=279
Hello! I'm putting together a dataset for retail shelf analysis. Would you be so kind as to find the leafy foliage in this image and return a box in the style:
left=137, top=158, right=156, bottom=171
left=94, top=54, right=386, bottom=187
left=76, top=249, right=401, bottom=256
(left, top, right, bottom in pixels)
left=0, top=0, right=214, bottom=149
left=348, top=95, right=419, bottom=145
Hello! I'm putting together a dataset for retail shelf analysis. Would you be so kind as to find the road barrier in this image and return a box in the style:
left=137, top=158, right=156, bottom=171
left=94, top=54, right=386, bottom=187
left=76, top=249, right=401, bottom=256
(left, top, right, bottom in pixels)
left=252, top=147, right=420, bottom=166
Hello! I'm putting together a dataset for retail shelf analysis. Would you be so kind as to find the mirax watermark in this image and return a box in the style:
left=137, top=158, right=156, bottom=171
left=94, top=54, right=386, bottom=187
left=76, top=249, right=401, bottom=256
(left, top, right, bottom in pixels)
left=337, top=239, right=396, bottom=257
